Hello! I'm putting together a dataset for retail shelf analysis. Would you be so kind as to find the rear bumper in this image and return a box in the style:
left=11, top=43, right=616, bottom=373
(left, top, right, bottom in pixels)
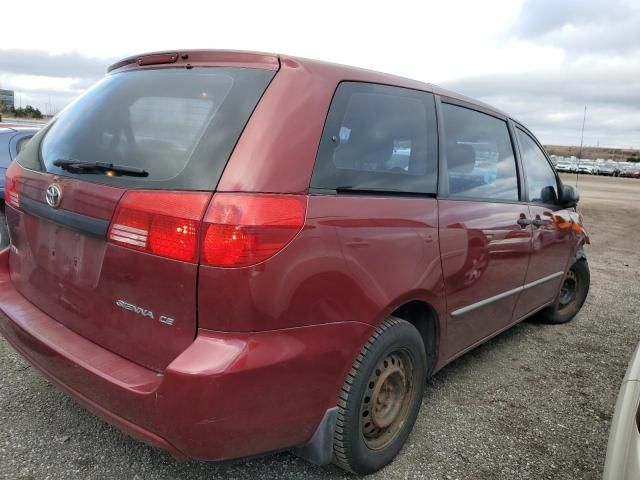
left=0, top=247, right=373, bottom=461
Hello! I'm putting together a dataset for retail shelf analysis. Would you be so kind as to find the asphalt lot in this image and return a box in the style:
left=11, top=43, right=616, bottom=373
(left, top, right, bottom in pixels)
left=1, top=174, right=639, bottom=480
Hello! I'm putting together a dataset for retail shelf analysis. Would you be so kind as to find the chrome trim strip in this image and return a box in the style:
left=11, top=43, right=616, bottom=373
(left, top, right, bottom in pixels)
left=112, top=224, right=148, bottom=235
left=110, top=228, right=147, bottom=242
left=109, top=234, right=146, bottom=247
left=451, top=271, right=565, bottom=317
left=451, top=285, right=523, bottom=317
left=523, top=271, right=564, bottom=290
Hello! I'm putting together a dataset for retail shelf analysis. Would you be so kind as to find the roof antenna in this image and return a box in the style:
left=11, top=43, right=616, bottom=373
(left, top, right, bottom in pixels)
left=576, top=105, right=587, bottom=190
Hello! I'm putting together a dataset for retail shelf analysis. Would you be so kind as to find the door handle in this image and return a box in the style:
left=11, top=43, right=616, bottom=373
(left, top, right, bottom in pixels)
left=517, top=216, right=531, bottom=227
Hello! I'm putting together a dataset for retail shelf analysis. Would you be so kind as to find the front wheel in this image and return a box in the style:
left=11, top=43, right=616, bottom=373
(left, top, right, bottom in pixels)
left=333, top=317, right=426, bottom=474
left=538, top=259, right=590, bottom=324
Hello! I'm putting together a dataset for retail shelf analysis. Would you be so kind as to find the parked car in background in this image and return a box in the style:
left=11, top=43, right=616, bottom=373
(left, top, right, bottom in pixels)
left=555, top=160, right=576, bottom=173
left=618, top=162, right=634, bottom=173
left=0, top=50, right=591, bottom=474
left=621, top=166, right=640, bottom=178
left=0, top=125, right=39, bottom=200
left=0, top=125, right=40, bottom=248
left=577, top=160, right=599, bottom=175
left=603, top=343, right=640, bottom=479
left=598, top=163, right=620, bottom=176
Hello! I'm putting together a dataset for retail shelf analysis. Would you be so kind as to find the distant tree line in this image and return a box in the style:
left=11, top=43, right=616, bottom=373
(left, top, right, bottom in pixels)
left=0, top=104, right=43, bottom=119
left=545, top=144, right=640, bottom=163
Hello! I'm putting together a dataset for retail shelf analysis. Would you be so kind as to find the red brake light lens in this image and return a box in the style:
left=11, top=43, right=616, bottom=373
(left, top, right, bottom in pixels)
left=202, top=193, right=307, bottom=267
left=108, top=191, right=211, bottom=263
left=4, top=169, right=20, bottom=209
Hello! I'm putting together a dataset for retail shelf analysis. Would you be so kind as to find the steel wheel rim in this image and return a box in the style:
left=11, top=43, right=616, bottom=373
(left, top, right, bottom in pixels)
left=559, top=269, right=578, bottom=308
left=360, top=350, right=414, bottom=450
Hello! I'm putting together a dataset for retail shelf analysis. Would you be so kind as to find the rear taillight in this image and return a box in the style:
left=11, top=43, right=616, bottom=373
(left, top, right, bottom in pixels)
left=201, top=193, right=306, bottom=267
left=4, top=169, right=20, bottom=209
left=108, top=191, right=306, bottom=266
left=108, top=191, right=211, bottom=263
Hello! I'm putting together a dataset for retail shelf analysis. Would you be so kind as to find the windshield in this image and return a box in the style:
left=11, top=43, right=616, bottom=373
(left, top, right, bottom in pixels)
left=28, top=67, right=274, bottom=190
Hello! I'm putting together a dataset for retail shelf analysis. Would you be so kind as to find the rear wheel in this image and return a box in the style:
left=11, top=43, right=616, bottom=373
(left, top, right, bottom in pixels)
left=333, top=317, right=426, bottom=474
left=0, top=208, right=9, bottom=250
left=538, top=259, right=590, bottom=324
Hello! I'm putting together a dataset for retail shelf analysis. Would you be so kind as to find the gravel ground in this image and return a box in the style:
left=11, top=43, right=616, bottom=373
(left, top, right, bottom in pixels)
left=1, top=174, right=639, bottom=479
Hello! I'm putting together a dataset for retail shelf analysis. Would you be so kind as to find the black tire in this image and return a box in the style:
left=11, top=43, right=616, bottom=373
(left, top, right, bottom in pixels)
left=0, top=208, right=9, bottom=250
left=333, top=317, right=426, bottom=474
left=538, top=259, right=590, bottom=324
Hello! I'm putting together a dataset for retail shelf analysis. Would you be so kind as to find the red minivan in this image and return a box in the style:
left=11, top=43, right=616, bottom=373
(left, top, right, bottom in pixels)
left=0, top=50, right=590, bottom=474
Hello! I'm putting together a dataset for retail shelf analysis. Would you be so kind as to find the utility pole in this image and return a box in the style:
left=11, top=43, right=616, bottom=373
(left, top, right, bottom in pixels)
left=576, top=106, right=587, bottom=189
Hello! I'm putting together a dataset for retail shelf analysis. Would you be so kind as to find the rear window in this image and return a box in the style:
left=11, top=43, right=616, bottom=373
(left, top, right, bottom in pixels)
left=311, top=82, right=438, bottom=194
left=25, top=67, right=274, bottom=190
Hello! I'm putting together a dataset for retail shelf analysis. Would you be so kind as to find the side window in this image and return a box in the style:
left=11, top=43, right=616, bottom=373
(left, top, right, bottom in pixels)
left=442, top=103, right=519, bottom=201
left=516, top=129, right=558, bottom=204
left=311, top=82, right=438, bottom=194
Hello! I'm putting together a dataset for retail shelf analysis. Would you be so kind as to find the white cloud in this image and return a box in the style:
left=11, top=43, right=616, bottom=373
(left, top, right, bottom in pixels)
left=0, top=0, right=637, bottom=146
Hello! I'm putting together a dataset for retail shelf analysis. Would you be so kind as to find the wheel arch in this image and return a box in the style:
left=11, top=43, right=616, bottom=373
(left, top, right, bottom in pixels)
left=388, top=299, right=441, bottom=377
left=574, top=244, right=588, bottom=263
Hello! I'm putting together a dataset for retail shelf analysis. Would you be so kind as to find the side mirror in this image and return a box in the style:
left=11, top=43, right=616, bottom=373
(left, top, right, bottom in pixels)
left=560, top=184, right=580, bottom=208
left=540, top=185, right=558, bottom=204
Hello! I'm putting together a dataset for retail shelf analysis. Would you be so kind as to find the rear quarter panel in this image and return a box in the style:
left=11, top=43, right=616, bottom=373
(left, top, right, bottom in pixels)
left=198, top=196, right=446, bottom=332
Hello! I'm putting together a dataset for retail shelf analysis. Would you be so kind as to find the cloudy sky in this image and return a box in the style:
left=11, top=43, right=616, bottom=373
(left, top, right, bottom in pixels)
left=1, top=0, right=638, bottom=148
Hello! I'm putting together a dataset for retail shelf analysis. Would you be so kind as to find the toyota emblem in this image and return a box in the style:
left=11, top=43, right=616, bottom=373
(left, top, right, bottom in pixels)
left=45, top=184, right=62, bottom=208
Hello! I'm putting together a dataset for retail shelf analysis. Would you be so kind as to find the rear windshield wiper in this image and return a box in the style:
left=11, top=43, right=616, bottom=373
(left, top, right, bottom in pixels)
left=53, top=159, right=149, bottom=177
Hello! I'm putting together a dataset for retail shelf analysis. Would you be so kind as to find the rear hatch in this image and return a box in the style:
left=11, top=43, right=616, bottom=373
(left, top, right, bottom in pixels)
left=4, top=57, right=276, bottom=371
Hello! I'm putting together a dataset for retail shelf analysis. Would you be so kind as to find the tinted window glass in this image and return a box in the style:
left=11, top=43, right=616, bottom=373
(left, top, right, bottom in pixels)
left=312, top=82, right=438, bottom=194
left=34, top=67, right=274, bottom=190
left=517, top=128, right=558, bottom=204
left=442, top=103, right=518, bottom=201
